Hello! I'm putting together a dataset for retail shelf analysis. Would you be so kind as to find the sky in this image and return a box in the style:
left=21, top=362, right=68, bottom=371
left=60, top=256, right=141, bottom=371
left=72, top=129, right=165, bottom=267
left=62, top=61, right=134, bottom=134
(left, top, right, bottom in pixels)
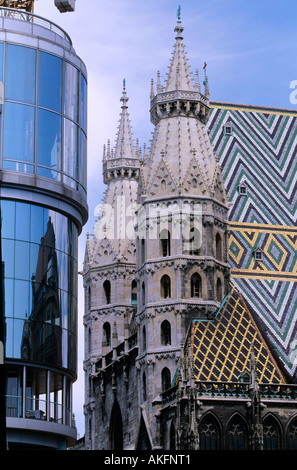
left=33, top=0, right=297, bottom=439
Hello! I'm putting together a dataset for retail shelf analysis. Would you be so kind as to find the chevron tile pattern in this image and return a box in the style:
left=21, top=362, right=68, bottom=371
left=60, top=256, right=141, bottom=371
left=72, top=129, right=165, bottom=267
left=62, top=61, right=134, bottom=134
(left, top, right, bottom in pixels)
left=192, top=286, right=285, bottom=384
left=207, top=103, right=297, bottom=380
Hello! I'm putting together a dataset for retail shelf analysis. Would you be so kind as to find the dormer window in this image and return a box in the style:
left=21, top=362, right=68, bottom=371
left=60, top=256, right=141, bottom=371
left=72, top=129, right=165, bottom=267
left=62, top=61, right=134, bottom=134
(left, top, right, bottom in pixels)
left=254, top=248, right=263, bottom=261
left=224, top=123, right=233, bottom=136
left=238, top=183, right=247, bottom=196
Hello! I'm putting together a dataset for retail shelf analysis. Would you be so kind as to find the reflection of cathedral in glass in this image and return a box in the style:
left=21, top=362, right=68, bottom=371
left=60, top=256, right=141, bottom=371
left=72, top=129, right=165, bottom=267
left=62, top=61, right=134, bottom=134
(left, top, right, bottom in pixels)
left=23, top=217, right=61, bottom=364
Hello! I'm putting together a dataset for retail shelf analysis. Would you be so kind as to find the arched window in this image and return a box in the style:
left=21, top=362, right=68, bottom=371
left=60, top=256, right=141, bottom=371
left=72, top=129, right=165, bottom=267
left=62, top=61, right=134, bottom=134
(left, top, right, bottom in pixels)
left=110, top=401, right=123, bottom=450
left=88, top=286, right=91, bottom=310
left=263, top=416, right=282, bottom=450
left=161, top=320, right=171, bottom=345
left=161, top=179, right=166, bottom=190
left=142, top=325, right=146, bottom=350
left=88, top=327, right=91, bottom=353
left=142, top=372, right=147, bottom=401
left=287, top=418, right=297, bottom=450
left=216, top=233, right=222, bottom=260
left=103, top=322, right=111, bottom=347
left=227, top=416, right=248, bottom=450
left=141, top=239, right=145, bottom=265
left=189, top=227, right=200, bottom=255
left=160, top=275, right=171, bottom=298
left=160, top=229, right=170, bottom=257
left=103, top=280, right=111, bottom=304
left=170, top=421, right=176, bottom=450
left=142, top=282, right=145, bottom=306
left=161, top=367, right=171, bottom=392
left=131, top=280, right=137, bottom=307
left=216, top=278, right=223, bottom=303
left=191, top=273, right=201, bottom=297
left=199, top=414, right=221, bottom=450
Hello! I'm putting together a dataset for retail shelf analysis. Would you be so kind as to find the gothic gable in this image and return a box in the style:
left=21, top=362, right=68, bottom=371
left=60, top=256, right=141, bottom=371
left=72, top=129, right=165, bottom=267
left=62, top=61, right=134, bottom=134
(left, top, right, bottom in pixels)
left=181, top=156, right=209, bottom=196
left=147, top=157, right=177, bottom=197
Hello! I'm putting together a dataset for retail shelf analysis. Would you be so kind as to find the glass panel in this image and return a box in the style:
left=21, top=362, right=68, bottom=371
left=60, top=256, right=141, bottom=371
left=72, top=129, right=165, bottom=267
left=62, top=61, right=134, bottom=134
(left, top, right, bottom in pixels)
left=38, top=51, right=62, bottom=113
left=64, top=62, right=78, bottom=122
left=80, top=74, right=87, bottom=131
left=4, top=102, right=35, bottom=162
left=6, top=44, right=36, bottom=104
left=15, top=202, right=30, bottom=241
left=2, top=239, right=14, bottom=278
left=14, top=280, right=30, bottom=320
left=1, top=200, right=15, bottom=239
left=80, top=129, right=87, bottom=189
left=5, top=318, right=13, bottom=358
left=4, top=278, right=14, bottom=317
left=15, top=241, right=30, bottom=280
left=37, top=109, right=61, bottom=169
left=0, top=42, right=4, bottom=104
left=63, top=118, right=78, bottom=178
left=3, top=161, right=34, bottom=174
left=37, top=166, right=61, bottom=181
left=30, top=204, right=44, bottom=244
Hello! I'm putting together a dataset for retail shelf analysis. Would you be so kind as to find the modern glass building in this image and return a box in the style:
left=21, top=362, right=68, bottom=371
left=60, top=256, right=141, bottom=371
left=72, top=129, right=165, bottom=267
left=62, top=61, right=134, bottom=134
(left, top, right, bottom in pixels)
left=0, top=7, right=88, bottom=449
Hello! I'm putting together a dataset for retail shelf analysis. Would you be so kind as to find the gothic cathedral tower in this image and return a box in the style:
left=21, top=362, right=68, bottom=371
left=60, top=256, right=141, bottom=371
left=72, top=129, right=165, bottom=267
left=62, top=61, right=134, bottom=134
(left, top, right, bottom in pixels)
left=135, top=17, right=230, bottom=444
left=83, top=84, right=140, bottom=448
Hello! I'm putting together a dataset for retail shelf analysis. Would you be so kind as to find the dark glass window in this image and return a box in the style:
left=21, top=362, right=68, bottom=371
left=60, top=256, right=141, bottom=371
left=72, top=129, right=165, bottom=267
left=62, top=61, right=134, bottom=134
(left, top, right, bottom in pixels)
left=199, top=416, right=220, bottom=450
left=38, top=51, right=62, bottom=113
left=80, top=130, right=87, bottom=190
left=4, top=102, right=35, bottom=162
left=191, top=273, right=201, bottom=297
left=37, top=108, right=61, bottom=170
left=161, top=367, right=171, bottom=392
left=80, top=74, right=87, bottom=130
left=160, top=229, right=170, bottom=257
left=227, top=417, right=247, bottom=450
left=263, top=417, right=281, bottom=450
left=6, top=44, right=36, bottom=104
left=103, top=280, right=111, bottom=304
left=161, top=275, right=171, bottom=298
left=161, top=320, right=171, bottom=346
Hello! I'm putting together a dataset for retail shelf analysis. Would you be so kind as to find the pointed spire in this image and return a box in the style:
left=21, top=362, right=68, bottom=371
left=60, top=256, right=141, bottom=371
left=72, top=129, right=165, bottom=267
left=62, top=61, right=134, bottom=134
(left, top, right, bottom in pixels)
left=113, top=80, right=137, bottom=161
left=165, top=9, right=194, bottom=92
left=103, top=81, right=140, bottom=185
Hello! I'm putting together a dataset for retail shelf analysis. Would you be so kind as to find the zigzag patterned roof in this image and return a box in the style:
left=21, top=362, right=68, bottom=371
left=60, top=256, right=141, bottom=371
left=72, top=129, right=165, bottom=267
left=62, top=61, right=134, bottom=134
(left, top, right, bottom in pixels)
left=191, top=286, right=286, bottom=384
left=207, top=103, right=297, bottom=381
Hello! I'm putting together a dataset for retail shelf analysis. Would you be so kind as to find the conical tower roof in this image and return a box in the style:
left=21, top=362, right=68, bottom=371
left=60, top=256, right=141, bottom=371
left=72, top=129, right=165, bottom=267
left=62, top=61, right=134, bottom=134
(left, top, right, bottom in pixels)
left=165, top=19, right=195, bottom=92
left=92, top=83, right=140, bottom=262
left=142, top=14, right=227, bottom=206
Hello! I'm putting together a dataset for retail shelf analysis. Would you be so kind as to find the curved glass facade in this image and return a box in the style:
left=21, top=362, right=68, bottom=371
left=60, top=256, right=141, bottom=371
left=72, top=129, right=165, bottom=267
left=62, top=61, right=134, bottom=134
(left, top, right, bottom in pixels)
left=2, top=199, right=78, bottom=372
left=0, top=9, right=88, bottom=448
left=2, top=42, right=87, bottom=194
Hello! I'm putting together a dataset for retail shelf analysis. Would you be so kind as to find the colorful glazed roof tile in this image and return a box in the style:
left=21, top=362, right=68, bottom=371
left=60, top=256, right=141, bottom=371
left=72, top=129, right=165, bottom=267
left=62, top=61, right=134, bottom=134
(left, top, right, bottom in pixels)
left=190, top=286, right=286, bottom=384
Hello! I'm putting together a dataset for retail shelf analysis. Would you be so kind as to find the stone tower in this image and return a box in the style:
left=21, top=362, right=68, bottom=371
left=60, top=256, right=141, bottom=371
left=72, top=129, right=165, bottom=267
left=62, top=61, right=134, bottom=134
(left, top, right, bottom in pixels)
left=83, top=84, right=140, bottom=448
left=135, top=17, right=230, bottom=445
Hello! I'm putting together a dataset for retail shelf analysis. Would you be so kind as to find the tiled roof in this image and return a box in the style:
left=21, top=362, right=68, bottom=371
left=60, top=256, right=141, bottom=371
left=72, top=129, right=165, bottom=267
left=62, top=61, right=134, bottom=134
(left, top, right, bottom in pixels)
left=190, top=286, right=286, bottom=384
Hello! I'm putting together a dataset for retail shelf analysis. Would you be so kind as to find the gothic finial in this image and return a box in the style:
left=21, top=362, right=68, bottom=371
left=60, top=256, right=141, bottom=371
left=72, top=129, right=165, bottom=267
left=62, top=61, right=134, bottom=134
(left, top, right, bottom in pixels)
left=195, top=69, right=201, bottom=92
left=174, top=6, right=184, bottom=39
left=120, top=79, right=129, bottom=108
left=150, top=78, right=155, bottom=100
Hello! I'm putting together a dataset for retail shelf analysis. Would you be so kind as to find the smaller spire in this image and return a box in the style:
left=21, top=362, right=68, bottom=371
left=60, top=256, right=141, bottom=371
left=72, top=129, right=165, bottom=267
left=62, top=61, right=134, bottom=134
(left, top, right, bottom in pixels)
left=150, top=78, right=155, bottom=100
